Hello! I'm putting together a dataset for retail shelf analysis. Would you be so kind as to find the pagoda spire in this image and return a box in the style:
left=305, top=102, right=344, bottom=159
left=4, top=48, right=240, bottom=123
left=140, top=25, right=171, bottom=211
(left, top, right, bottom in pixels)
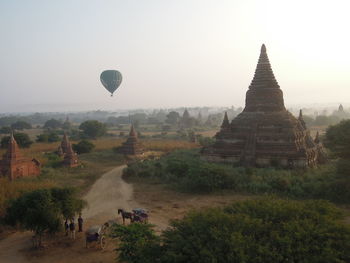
left=5, top=133, right=22, bottom=160
left=221, top=112, right=230, bottom=129
left=129, top=124, right=137, bottom=138
left=298, top=109, right=306, bottom=129
left=314, top=131, right=320, bottom=144
left=249, top=44, right=280, bottom=90
left=244, top=44, right=285, bottom=112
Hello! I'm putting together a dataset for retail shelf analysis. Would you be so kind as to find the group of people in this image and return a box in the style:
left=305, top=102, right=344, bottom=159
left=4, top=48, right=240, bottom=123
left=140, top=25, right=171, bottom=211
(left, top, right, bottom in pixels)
left=64, top=214, right=84, bottom=240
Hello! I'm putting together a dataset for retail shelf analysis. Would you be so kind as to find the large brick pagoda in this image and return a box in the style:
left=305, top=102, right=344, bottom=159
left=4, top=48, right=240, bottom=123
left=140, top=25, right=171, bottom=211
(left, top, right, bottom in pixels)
left=0, top=134, right=41, bottom=180
left=202, top=44, right=326, bottom=168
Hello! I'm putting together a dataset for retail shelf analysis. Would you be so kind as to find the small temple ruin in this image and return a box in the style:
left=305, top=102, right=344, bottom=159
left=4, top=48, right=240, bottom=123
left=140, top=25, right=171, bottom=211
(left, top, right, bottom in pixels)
left=57, top=133, right=79, bottom=167
left=202, top=44, right=326, bottom=168
left=0, top=134, right=40, bottom=180
left=116, top=125, right=144, bottom=155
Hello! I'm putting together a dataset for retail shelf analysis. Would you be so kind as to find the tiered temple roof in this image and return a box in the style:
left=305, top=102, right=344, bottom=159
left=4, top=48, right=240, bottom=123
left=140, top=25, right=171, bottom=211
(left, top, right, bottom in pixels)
left=202, top=45, right=326, bottom=168
left=117, top=125, right=144, bottom=155
left=59, top=133, right=79, bottom=167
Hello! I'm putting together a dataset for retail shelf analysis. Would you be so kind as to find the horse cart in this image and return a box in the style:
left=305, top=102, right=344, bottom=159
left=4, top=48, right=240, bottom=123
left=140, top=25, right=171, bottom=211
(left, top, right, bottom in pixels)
left=85, top=224, right=109, bottom=249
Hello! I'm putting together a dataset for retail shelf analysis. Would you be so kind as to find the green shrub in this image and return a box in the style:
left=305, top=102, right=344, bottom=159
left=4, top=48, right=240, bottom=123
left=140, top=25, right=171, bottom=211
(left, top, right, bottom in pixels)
left=123, top=149, right=350, bottom=203
left=72, top=140, right=95, bottom=154
left=112, top=198, right=350, bottom=263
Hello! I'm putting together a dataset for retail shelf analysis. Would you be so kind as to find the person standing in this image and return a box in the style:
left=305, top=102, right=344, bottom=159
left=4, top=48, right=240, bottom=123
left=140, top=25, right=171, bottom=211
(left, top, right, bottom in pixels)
left=78, top=214, right=83, bottom=232
left=64, top=219, right=69, bottom=236
left=69, top=219, right=76, bottom=240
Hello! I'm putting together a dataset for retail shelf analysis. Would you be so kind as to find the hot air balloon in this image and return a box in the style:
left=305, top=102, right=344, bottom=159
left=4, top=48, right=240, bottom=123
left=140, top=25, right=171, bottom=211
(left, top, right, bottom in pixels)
left=100, top=70, right=122, bottom=97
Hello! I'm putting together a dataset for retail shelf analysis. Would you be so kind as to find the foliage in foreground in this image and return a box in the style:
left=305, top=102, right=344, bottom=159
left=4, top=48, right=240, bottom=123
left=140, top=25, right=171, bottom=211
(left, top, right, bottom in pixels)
left=4, top=187, right=86, bottom=246
left=123, top=150, right=350, bottom=203
left=110, top=223, right=161, bottom=263
left=111, top=198, right=350, bottom=263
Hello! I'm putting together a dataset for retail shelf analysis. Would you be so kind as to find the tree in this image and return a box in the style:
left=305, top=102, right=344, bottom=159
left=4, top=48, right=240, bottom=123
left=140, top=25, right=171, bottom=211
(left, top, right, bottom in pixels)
left=11, top=121, right=32, bottom=130
left=0, top=126, right=12, bottom=134
left=325, top=120, right=350, bottom=159
left=79, top=120, right=107, bottom=139
left=36, top=131, right=60, bottom=143
left=112, top=198, right=350, bottom=263
left=5, top=188, right=86, bottom=247
left=72, top=140, right=95, bottom=154
left=165, top=111, right=180, bottom=125
left=44, top=119, right=62, bottom=130
left=1, top=133, right=33, bottom=148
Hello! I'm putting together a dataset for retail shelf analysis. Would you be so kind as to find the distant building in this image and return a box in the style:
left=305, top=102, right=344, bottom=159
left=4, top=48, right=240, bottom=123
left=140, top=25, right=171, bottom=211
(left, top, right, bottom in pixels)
left=339, top=104, right=344, bottom=112
left=0, top=134, right=40, bottom=180
left=202, top=45, right=326, bottom=168
left=58, top=133, right=79, bottom=167
left=116, top=125, right=144, bottom=155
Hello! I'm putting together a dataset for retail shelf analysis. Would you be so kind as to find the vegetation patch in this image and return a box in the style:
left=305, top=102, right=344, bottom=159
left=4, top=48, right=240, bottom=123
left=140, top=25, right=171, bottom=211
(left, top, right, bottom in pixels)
left=111, top=198, right=350, bottom=263
left=123, top=149, right=350, bottom=203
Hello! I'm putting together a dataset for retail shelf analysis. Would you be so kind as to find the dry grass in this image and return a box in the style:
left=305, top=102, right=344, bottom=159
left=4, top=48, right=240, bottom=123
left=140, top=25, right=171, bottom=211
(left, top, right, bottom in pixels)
left=90, top=137, right=124, bottom=151
left=0, top=178, right=55, bottom=217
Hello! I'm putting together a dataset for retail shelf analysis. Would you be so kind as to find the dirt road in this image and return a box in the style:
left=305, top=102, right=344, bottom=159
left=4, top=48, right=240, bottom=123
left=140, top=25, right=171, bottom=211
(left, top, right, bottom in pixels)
left=0, top=165, right=136, bottom=263
left=83, top=165, right=138, bottom=224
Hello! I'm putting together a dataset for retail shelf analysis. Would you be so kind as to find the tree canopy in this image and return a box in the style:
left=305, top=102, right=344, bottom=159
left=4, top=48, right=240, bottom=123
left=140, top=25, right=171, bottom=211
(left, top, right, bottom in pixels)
left=79, top=120, right=107, bottom=139
left=325, top=120, right=350, bottom=159
left=72, top=140, right=95, bottom=154
left=44, top=119, right=62, bottom=130
left=11, top=120, right=32, bottom=130
left=5, top=187, right=86, bottom=246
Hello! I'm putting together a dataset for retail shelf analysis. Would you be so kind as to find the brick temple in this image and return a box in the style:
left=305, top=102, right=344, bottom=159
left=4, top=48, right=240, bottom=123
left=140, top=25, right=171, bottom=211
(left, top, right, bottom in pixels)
left=0, top=134, right=41, bottom=180
left=117, top=125, right=144, bottom=155
left=58, top=133, right=79, bottom=167
left=202, top=44, right=326, bottom=168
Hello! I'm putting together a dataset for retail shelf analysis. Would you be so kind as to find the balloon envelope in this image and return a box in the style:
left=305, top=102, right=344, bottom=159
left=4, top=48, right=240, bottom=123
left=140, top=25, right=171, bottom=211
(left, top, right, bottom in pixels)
left=100, top=70, right=122, bottom=96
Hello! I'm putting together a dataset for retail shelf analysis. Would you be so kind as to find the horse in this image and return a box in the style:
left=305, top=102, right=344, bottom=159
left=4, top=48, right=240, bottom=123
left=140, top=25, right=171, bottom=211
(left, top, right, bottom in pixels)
left=117, top=209, right=133, bottom=225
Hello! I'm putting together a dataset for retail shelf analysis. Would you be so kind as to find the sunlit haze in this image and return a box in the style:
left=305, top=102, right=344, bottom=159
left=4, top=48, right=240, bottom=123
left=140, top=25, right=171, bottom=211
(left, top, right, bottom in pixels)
left=1, top=0, right=349, bottom=112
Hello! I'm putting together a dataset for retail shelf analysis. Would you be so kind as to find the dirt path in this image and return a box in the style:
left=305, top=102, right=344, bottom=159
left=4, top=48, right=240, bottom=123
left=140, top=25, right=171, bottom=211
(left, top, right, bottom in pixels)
left=83, top=165, right=138, bottom=225
left=0, top=165, right=137, bottom=263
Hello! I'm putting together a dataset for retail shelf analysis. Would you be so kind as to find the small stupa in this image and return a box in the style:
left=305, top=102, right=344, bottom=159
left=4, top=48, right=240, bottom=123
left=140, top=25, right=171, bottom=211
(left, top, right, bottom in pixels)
left=117, top=125, right=144, bottom=155
left=58, top=133, right=79, bottom=167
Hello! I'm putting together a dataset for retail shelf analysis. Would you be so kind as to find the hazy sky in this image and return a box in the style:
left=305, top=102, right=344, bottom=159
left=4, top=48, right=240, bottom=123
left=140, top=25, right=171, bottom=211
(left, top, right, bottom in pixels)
left=0, top=0, right=349, bottom=112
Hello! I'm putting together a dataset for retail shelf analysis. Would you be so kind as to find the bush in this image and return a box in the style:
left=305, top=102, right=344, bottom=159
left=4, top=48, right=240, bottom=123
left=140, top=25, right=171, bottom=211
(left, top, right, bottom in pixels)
left=72, top=140, right=95, bottom=154
left=112, top=198, right=350, bottom=263
left=110, top=223, right=161, bottom=263
left=123, top=149, right=350, bottom=203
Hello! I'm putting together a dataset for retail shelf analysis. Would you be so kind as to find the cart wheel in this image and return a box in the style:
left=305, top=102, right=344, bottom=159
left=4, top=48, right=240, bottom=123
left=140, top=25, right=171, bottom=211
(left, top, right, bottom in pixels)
left=100, top=236, right=106, bottom=250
